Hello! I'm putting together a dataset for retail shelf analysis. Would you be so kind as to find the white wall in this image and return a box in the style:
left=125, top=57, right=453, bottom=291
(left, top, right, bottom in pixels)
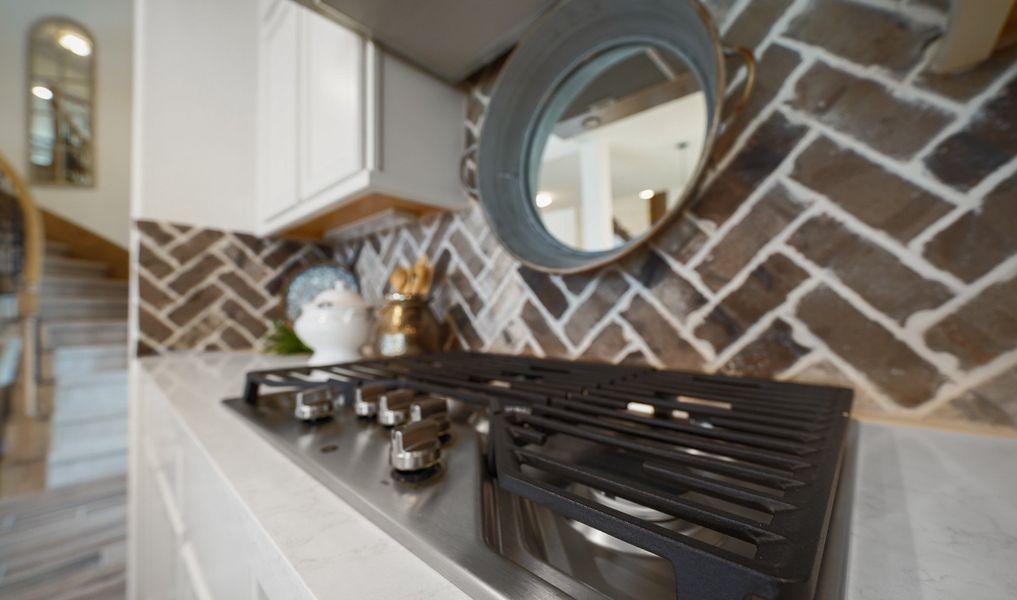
left=131, top=0, right=259, bottom=233
left=0, top=0, right=133, bottom=248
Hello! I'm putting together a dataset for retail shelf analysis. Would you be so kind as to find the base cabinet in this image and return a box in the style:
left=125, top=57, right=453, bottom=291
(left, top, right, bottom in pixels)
left=130, top=387, right=313, bottom=600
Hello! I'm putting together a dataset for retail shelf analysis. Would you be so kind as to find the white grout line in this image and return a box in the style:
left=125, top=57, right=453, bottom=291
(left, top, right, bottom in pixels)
left=914, top=347, right=1017, bottom=417
left=778, top=105, right=973, bottom=208
left=684, top=203, right=823, bottom=330
left=908, top=254, right=1017, bottom=336
left=780, top=244, right=965, bottom=380
left=911, top=62, right=1017, bottom=165
left=687, top=128, right=821, bottom=270
left=776, top=36, right=965, bottom=114
left=780, top=177, right=967, bottom=293
left=616, top=276, right=716, bottom=361
left=706, top=276, right=822, bottom=370
left=781, top=314, right=903, bottom=411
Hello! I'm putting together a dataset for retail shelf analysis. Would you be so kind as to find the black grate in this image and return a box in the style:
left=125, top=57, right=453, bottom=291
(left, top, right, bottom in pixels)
left=243, top=352, right=851, bottom=599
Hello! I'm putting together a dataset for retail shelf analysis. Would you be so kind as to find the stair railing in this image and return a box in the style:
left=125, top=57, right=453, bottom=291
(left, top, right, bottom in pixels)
left=0, top=152, right=45, bottom=418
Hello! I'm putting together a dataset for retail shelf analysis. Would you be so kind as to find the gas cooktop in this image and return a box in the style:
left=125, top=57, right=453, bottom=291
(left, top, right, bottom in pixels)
left=223, top=352, right=853, bottom=600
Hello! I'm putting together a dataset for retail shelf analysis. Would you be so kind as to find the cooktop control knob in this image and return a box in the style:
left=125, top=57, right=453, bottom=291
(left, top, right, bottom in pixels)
left=378, top=389, right=415, bottom=426
left=355, top=383, right=386, bottom=418
left=293, top=387, right=336, bottom=422
left=410, top=397, right=450, bottom=440
left=390, top=419, right=442, bottom=474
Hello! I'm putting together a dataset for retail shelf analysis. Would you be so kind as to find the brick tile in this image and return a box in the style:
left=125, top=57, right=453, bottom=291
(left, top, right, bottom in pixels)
left=136, top=220, right=175, bottom=246
left=136, top=340, right=157, bottom=357
left=519, top=267, right=569, bottom=318
left=520, top=301, right=568, bottom=357
left=923, top=76, right=1017, bottom=190
left=222, top=298, right=269, bottom=340
left=652, top=218, right=711, bottom=264
left=925, top=274, right=1017, bottom=369
left=619, top=349, right=653, bottom=366
left=220, top=272, right=269, bottom=311
left=560, top=270, right=596, bottom=296
left=564, top=271, right=629, bottom=344
left=580, top=323, right=628, bottom=362
left=785, top=0, right=941, bottom=73
left=167, top=284, right=224, bottom=327
left=788, top=215, right=951, bottom=322
left=630, top=251, right=708, bottom=316
left=724, top=0, right=792, bottom=51
left=916, top=45, right=1017, bottom=102
left=923, top=173, right=1017, bottom=282
left=693, top=112, right=808, bottom=226
left=170, top=230, right=225, bottom=265
left=621, top=295, right=703, bottom=369
left=261, top=240, right=303, bottom=269
left=425, top=213, right=453, bottom=258
left=234, top=232, right=264, bottom=255
left=713, top=44, right=803, bottom=159
left=722, top=318, right=810, bottom=377
left=695, top=253, right=808, bottom=351
left=167, top=254, right=225, bottom=296
left=697, top=184, right=806, bottom=290
left=448, top=305, right=483, bottom=349
left=220, top=326, right=251, bottom=351
left=929, top=368, right=1017, bottom=429
left=138, top=244, right=174, bottom=279
left=448, top=229, right=485, bottom=277
left=791, top=136, right=952, bottom=242
left=789, top=62, right=952, bottom=159
left=138, top=305, right=173, bottom=343
left=449, top=266, right=482, bottom=315
left=139, top=272, right=173, bottom=311
left=797, top=286, right=943, bottom=407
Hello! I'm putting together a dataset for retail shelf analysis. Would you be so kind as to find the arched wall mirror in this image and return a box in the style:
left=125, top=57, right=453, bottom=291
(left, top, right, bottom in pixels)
left=476, top=0, right=753, bottom=273
left=27, top=19, right=96, bottom=187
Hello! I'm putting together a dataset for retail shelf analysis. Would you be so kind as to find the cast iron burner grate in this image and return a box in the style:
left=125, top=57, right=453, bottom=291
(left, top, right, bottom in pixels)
left=242, top=352, right=852, bottom=600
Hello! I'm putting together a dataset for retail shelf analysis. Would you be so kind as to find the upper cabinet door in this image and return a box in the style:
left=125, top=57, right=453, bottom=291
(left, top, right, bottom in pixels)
left=299, top=9, right=365, bottom=201
left=260, top=1, right=300, bottom=220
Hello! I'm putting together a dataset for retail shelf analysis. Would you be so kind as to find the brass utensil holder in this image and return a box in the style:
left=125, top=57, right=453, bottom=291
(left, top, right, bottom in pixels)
left=372, top=293, right=440, bottom=357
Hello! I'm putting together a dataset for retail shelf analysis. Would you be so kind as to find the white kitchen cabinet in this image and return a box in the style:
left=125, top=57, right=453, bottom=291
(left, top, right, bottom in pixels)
left=260, top=0, right=300, bottom=221
left=129, top=379, right=315, bottom=600
left=256, top=1, right=466, bottom=237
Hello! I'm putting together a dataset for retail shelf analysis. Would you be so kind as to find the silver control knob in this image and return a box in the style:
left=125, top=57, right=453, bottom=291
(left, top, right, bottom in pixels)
left=293, top=387, right=336, bottom=421
left=378, top=389, right=415, bottom=426
left=354, top=383, right=386, bottom=418
left=390, top=419, right=442, bottom=473
left=410, top=396, right=450, bottom=439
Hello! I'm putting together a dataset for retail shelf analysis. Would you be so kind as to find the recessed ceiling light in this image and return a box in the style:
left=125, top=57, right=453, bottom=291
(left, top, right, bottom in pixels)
left=536, top=192, right=553, bottom=208
left=32, top=85, right=53, bottom=100
left=58, top=32, right=92, bottom=57
left=638, top=189, right=656, bottom=200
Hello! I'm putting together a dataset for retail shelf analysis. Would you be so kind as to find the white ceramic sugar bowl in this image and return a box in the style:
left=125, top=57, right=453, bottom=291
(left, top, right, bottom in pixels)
left=293, top=282, right=372, bottom=366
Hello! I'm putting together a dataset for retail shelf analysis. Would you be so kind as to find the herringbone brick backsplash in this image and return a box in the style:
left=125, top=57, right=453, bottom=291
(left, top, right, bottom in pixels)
left=135, top=0, right=1017, bottom=430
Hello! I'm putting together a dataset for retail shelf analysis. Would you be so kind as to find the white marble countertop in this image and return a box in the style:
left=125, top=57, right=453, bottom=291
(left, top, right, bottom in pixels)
left=132, top=351, right=1017, bottom=600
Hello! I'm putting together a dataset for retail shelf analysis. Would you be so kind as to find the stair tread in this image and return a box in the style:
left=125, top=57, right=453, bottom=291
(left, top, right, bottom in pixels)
left=41, top=298, right=128, bottom=306
left=41, top=319, right=128, bottom=327
left=41, top=276, right=127, bottom=287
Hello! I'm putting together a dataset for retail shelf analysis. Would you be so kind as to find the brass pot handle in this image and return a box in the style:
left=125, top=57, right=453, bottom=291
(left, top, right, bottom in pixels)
left=720, top=47, right=757, bottom=133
